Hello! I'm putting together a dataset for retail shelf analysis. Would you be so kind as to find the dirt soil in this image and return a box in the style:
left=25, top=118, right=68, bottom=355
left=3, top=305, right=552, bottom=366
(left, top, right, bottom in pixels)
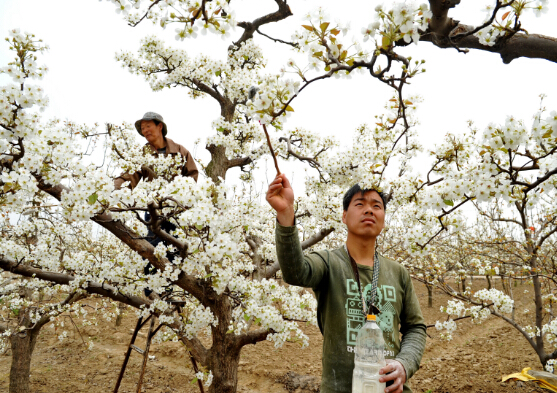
left=0, top=278, right=550, bottom=392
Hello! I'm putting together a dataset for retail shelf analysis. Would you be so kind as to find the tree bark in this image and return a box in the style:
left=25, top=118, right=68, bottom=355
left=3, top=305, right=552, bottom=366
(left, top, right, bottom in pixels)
left=426, top=283, right=433, bottom=308
left=207, top=339, right=241, bottom=393
left=206, top=144, right=230, bottom=183
left=424, top=0, right=557, bottom=64
left=486, top=275, right=492, bottom=290
left=115, top=302, right=126, bottom=327
left=206, top=296, right=239, bottom=393
left=501, top=275, right=508, bottom=296
left=9, top=309, right=39, bottom=393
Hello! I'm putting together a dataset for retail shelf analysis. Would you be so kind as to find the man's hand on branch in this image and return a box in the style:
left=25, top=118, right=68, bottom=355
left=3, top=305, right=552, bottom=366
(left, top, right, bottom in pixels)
left=266, top=174, right=295, bottom=226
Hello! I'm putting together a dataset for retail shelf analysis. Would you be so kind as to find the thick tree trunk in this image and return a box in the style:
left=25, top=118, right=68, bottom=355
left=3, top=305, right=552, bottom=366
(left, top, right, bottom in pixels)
left=207, top=341, right=241, bottom=393
left=206, top=144, right=229, bottom=183
left=9, top=311, right=39, bottom=393
left=205, top=102, right=236, bottom=183
left=206, top=295, right=241, bottom=393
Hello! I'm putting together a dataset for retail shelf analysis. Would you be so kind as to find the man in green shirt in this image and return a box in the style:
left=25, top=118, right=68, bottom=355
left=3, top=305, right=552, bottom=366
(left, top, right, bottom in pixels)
left=266, top=174, right=426, bottom=393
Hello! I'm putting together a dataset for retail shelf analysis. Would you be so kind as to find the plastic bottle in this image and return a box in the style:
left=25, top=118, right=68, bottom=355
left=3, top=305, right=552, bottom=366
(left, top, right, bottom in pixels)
left=352, top=314, right=386, bottom=393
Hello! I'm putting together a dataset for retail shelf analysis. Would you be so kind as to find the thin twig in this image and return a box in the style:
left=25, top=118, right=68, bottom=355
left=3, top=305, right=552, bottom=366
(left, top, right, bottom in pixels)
left=262, top=124, right=281, bottom=175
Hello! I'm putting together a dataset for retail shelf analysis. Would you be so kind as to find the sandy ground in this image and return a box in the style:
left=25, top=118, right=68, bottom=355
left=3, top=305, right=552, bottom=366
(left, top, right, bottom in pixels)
left=0, top=278, right=550, bottom=392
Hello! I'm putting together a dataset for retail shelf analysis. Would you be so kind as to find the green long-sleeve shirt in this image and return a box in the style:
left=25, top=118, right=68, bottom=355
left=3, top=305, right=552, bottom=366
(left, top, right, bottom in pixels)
left=276, top=223, right=426, bottom=393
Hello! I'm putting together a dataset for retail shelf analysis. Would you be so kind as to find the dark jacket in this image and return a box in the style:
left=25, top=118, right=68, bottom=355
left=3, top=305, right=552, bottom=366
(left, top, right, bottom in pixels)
left=114, top=137, right=198, bottom=189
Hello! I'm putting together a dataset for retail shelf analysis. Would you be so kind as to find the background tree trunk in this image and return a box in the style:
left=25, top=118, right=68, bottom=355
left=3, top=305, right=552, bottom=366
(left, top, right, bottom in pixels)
left=426, top=283, right=433, bottom=308
left=115, top=302, right=126, bottom=327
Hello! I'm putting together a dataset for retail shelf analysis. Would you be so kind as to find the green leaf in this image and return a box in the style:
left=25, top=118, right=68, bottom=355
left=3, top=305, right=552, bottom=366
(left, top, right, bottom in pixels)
left=215, top=70, right=221, bottom=77
left=243, top=225, right=249, bottom=232
left=320, top=22, right=330, bottom=32
left=255, top=317, right=262, bottom=324
left=171, top=189, right=179, bottom=194
left=347, top=59, right=354, bottom=66
left=285, top=105, right=294, bottom=112
left=330, top=28, right=340, bottom=36
left=191, top=377, right=198, bottom=385
left=195, top=224, right=204, bottom=230
left=381, top=35, right=391, bottom=49
left=3, top=183, right=12, bottom=193
left=443, top=199, right=454, bottom=207
left=312, top=51, right=323, bottom=58
left=88, top=192, right=98, bottom=205
left=204, top=273, right=213, bottom=279
left=324, top=65, right=331, bottom=71
left=243, top=314, right=250, bottom=322
left=302, top=25, right=314, bottom=32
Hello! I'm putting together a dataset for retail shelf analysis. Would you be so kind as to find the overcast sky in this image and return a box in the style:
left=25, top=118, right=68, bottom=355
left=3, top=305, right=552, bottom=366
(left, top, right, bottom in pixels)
left=1, top=0, right=556, bottom=188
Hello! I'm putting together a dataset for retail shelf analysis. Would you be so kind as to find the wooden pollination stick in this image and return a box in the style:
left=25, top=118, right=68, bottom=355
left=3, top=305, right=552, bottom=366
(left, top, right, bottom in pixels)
left=262, top=123, right=281, bottom=176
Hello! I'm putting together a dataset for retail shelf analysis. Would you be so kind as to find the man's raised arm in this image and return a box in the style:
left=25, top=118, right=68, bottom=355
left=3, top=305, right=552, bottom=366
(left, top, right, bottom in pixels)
left=266, top=174, right=327, bottom=288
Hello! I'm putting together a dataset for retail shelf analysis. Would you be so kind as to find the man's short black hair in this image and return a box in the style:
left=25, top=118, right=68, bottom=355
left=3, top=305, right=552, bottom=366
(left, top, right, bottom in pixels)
left=343, top=184, right=388, bottom=211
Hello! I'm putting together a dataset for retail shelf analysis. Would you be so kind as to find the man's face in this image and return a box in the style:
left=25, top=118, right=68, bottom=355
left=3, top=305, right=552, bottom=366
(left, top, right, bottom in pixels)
left=342, top=190, right=385, bottom=239
left=140, top=120, right=163, bottom=144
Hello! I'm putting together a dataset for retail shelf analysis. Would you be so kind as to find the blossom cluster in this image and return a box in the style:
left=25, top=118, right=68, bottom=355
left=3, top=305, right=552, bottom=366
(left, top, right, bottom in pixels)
left=475, top=0, right=549, bottom=46
left=362, top=3, right=432, bottom=46
left=289, top=7, right=367, bottom=78
left=435, top=319, right=457, bottom=340
left=102, top=0, right=236, bottom=40
left=245, top=75, right=300, bottom=125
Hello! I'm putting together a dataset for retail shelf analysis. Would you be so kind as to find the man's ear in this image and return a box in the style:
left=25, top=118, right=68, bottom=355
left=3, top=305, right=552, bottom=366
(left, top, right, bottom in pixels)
left=342, top=210, right=346, bottom=224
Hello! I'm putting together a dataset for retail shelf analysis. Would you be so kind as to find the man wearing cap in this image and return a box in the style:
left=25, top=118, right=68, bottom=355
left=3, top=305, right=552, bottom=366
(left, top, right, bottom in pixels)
left=114, top=112, right=198, bottom=189
left=115, top=112, right=199, bottom=294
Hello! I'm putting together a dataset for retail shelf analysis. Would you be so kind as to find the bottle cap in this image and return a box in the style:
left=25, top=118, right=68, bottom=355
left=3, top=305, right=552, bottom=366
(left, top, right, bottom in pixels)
left=367, top=314, right=376, bottom=321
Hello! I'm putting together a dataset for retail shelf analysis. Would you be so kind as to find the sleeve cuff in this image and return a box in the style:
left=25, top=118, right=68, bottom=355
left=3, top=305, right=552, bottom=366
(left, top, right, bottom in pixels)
left=276, top=219, right=297, bottom=232
left=394, top=356, right=414, bottom=380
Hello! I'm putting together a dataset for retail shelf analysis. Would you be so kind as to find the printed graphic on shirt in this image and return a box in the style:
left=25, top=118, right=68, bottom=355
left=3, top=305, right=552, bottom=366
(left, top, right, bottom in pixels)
left=345, top=279, right=397, bottom=356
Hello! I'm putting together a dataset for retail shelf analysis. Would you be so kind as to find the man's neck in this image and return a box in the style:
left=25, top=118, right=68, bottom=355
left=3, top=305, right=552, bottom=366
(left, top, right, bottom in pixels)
left=345, top=234, right=376, bottom=267
left=150, top=137, right=167, bottom=150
